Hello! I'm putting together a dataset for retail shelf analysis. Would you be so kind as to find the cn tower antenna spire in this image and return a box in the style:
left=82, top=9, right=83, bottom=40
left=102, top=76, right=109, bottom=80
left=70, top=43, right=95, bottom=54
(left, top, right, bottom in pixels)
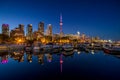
left=60, top=13, right=63, bottom=34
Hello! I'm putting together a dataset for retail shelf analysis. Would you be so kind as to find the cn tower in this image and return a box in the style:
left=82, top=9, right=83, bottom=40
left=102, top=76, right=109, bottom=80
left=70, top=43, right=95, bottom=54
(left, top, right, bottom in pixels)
left=60, top=13, right=63, bottom=35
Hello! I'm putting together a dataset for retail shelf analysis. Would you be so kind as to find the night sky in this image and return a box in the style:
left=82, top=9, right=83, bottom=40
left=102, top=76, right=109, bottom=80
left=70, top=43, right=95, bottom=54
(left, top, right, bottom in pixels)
left=0, top=0, right=120, bottom=40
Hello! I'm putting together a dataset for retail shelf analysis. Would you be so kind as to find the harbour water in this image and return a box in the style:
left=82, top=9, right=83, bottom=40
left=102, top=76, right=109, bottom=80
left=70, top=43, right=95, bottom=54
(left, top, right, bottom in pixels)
left=0, top=49, right=120, bottom=80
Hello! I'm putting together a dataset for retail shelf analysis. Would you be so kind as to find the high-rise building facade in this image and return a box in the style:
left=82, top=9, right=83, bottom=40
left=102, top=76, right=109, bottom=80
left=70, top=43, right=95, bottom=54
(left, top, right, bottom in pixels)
left=81, top=33, right=86, bottom=43
left=19, top=24, right=24, bottom=36
left=26, top=24, right=33, bottom=40
left=10, top=24, right=25, bottom=44
left=47, top=24, right=52, bottom=36
left=10, top=24, right=25, bottom=38
left=2, top=24, right=9, bottom=36
left=27, top=24, right=32, bottom=33
left=38, top=22, right=44, bottom=35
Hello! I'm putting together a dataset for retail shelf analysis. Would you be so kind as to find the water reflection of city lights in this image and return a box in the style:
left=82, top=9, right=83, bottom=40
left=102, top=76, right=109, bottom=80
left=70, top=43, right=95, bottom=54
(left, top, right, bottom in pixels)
left=48, top=60, right=51, bottom=62
left=29, top=60, right=32, bottom=63
left=1, top=60, right=8, bottom=64
left=74, top=49, right=78, bottom=52
left=91, top=50, right=94, bottom=54
left=60, top=60, right=63, bottom=64
left=78, top=51, right=81, bottom=54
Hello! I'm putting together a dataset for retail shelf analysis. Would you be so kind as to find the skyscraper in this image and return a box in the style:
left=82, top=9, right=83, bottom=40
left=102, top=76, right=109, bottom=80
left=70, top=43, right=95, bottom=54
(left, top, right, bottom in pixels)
left=10, top=24, right=25, bottom=39
left=47, top=24, right=52, bottom=36
left=27, top=24, right=33, bottom=33
left=38, top=22, right=44, bottom=35
left=19, top=24, right=24, bottom=36
left=2, top=24, right=9, bottom=36
left=26, top=24, right=33, bottom=40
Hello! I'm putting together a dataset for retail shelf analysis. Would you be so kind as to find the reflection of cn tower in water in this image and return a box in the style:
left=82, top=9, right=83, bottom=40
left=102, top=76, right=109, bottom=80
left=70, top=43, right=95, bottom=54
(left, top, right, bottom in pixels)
left=60, top=54, right=63, bottom=73
left=0, top=53, right=8, bottom=64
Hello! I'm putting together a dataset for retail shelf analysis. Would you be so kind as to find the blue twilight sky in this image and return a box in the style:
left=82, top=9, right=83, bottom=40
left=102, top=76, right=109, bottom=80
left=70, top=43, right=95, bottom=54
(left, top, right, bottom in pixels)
left=0, top=0, right=120, bottom=40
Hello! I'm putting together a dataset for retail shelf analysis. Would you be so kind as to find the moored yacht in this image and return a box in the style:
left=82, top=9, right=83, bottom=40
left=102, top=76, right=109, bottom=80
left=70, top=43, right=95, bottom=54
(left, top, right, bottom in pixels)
left=62, top=44, right=74, bottom=52
left=62, top=51, right=74, bottom=56
left=33, top=41, right=41, bottom=51
left=103, top=46, right=120, bottom=55
left=40, top=44, right=53, bottom=53
left=25, top=43, right=32, bottom=52
left=77, top=44, right=89, bottom=52
left=53, top=44, right=60, bottom=53
left=86, top=43, right=102, bottom=50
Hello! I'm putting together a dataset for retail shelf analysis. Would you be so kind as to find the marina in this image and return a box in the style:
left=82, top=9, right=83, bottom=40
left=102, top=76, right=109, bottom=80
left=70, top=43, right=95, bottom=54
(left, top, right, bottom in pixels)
left=0, top=44, right=120, bottom=80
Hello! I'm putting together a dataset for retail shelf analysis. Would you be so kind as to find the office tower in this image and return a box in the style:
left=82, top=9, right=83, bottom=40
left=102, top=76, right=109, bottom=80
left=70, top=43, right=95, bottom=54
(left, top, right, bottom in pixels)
left=2, top=24, right=9, bottom=36
left=26, top=24, right=33, bottom=40
left=38, top=22, right=44, bottom=35
left=47, top=24, right=52, bottom=36
left=81, top=33, right=85, bottom=40
left=19, top=24, right=24, bottom=36
left=10, top=24, right=25, bottom=39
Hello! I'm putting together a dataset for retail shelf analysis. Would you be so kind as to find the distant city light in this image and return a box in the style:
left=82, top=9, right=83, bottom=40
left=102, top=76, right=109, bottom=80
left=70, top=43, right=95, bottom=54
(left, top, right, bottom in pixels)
left=77, top=31, right=80, bottom=35
left=108, top=39, right=112, bottom=43
left=48, top=24, right=52, bottom=26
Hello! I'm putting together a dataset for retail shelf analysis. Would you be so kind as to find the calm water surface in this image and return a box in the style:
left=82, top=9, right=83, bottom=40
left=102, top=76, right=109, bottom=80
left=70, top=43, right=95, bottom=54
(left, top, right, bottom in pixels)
left=0, top=50, right=120, bottom=80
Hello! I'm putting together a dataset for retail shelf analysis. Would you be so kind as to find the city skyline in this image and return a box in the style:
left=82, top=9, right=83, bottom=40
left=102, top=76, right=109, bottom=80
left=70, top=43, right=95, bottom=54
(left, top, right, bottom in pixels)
left=0, top=0, right=120, bottom=40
